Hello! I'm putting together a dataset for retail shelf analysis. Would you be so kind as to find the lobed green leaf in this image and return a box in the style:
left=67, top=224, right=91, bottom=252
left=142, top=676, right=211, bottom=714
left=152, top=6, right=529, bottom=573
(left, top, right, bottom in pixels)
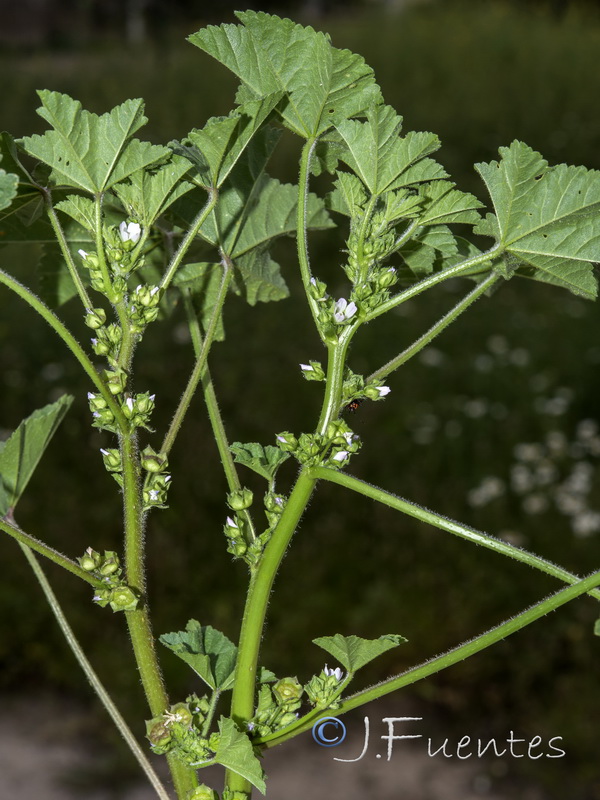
left=189, top=11, right=381, bottom=139
left=313, top=633, right=407, bottom=672
left=20, top=91, right=170, bottom=194
left=214, top=717, right=266, bottom=793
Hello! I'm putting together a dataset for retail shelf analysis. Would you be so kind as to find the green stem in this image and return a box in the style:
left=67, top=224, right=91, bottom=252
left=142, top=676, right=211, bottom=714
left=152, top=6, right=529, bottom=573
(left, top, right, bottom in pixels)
left=120, top=432, right=197, bottom=798
left=161, top=260, right=232, bottom=457
left=181, top=290, right=257, bottom=541
left=311, top=467, right=600, bottom=601
left=45, top=196, right=94, bottom=309
left=225, top=469, right=317, bottom=795
left=200, top=689, right=221, bottom=738
left=317, top=328, right=353, bottom=433
left=0, top=516, right=101, bottom=586
left=19, top=543, right=171, bottom=800
left=0, top=267, right=126, bottom=427
left=296, top=138, right=323, bottom=336
left=265, top=568, right=600, bottom=745
left=94, top=196, right=116, bottom=303
left=364, top=244, right=501, bottom=324
left=368, top=273, right=500, bottom=383
left=160, top=189, right=218, bottom=291
left=356, top=195, right=378, bottom=284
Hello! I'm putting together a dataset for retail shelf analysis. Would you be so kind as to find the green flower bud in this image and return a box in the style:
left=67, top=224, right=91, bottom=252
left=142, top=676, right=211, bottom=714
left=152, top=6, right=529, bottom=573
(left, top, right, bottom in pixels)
left=188, top=785, right=219, bottom=800
left=100, top=447, right=121, bottom=472
left=363, top=384, right=391, bottom=401
left=227, top=488, right=254, bottom=511
left=135, top=392, right=156, bottom=415
left=273, top=677, right=303, bottom=705
left=275, top=432, right=298, bottom=452
left=308, top=276, right=328, bottom=302
left=109, top=585, right=139, bottom=612
left=168, top=703, right=193, bottom=726
left=146, top=717, right=172, bottom=751
left=79, top=547, right=102, bottom=572
left=264, top=492, right=285, bottom=514
left=98, top=551, right=120, bottom=576
left=140, top=446, right=168, bottom=473
left=299, top=361, right=326, bottom=381
left=105, top=367, right=128, bottom=395
left=84, top=308, right=107, bottom=329
left=208, top=732, right=221, bottom=750
left=376, top=266, right=398, bottom=288
left=279, top=711, right=299, bottom=728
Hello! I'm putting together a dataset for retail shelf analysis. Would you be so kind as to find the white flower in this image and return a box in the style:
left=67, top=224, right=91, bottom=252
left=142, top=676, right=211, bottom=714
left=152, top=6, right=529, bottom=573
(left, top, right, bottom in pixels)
left=78, top=249, right=88, bottom=259
left=87, top=392, right=95, bottom=400
left=300, top=363, right=312, bottom=372
left=324, top=665, right=344, bottom=682
left=226, top=516, right=238, bottom=529
left=119, top=221, right=142, bottom=243
left=333, top=298, right=357, bottom=323
left=332, top=450, right=349, bottom=462
left=125, top=397, right=135, bottom=412
left=148, top=490, right=159, bottom=501
left=376, top=386, right=391, bottom=397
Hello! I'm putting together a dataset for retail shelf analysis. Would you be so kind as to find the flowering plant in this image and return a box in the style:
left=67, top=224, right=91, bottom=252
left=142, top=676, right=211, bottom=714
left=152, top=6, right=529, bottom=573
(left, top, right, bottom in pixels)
left=1, top=11, right=600, bottom=800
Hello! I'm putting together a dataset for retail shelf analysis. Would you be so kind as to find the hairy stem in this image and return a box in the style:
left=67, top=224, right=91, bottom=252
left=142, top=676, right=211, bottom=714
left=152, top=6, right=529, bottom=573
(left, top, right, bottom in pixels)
left=19, top=543, right=172, bottom=800
left=266, top=568, right=600, bottom=745
left=0, top=267, right=125, bottom=427
left=0, top=516, right=101, bottom=586
left=368, top=272, right=500, bottom=383
left=311, top=467, right=600, bottom=600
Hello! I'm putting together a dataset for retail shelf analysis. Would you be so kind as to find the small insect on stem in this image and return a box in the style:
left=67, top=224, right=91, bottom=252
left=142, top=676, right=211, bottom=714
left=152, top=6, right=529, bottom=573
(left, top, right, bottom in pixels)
left=344, top=398, right=363, bottom=414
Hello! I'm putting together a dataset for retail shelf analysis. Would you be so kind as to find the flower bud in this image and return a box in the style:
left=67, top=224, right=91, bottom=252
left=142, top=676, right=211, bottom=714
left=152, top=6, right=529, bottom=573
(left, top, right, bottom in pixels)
left=109, top=585, right=139, bottom=612
left=146, top=717, right=172, bottom=749
left=105, top=367, right=128, bottom=395
left=376, top=266, right=398, bottom=288
left=140, top=446, right=168, bottom=473
left=168, top=702, right=193, bottom=726
left=227, top=488, right=254, bottom=511
left=84, top=308, right=107, bottom=329
left=79, top=547, right=102, bottom=572
left=364, top=384, right=391, bottom=401
left=264, top=492, right=285, bottom=514
left=98, top=551, right=120, bottom=576
left=300, top=361, right=325, bottom=381
left=275, top=432, right=298, bottom=452
left=189, top=785, right=219, bottom=800
left=273, top=677, right=303, bottom=705
left=100, top=447, right=121, bottom=472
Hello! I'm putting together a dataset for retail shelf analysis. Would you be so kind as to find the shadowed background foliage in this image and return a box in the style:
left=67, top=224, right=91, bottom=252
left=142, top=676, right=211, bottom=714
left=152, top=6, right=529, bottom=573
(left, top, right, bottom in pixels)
left=1, top=1, right=600, bottom=797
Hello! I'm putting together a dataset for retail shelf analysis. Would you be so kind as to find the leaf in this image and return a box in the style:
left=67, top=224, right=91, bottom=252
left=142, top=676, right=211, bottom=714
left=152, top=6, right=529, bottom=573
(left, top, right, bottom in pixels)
left=230, top=442, right=289, bottom=482
left=214, top=717, right=266, bottom=794
left=313, top=633, right=407, bottom=672
left=475, top=140, right=600, bottom=299
left=173, top=262, right=230, bottom=341
left=417, top=180, right=483, bottom=226
left=327, top=172, right=367, bottom=217
left=20, top=91, right=170, bottom=194
left=0, top=395, right=73, bottom=517
left=200, top=173, right=333, bottom=259
left=235, top=248, right=289, bottom=306
left=112, top=155, right=194, bottom=226
left=173, top=92, right=283, bottom=188
left=400, top=225, right=458, bottom=276
left=189, top=11, right=381, bottom=138
left=334, top=105, right=444, bottom=196
left=37, top=245, right=84, bottom=307
left=159, top=621, right=237, bottom=691
left=0, top=162, right=18, bottom=212
left=55, top=194, right=97, bottom=232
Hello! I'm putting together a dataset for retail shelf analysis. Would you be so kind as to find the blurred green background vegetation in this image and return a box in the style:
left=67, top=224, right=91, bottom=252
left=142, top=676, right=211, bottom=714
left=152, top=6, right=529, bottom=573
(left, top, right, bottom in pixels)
left=2, top=1, right=600, bottom=797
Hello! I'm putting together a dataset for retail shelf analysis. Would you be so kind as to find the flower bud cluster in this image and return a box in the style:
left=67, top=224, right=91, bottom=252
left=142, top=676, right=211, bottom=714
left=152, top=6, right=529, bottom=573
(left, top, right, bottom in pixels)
left=78, top=547, right=140, bottom=612
left=146, top=695, right=216, bottom=765
left=87, top=392, right=118, bottom=433
left=250, top=677, right=303, bottom=737
left=224, top=514, right=248, bottom=560
left=127, top=284, right=161, bottom=335
left=275, top=420, right=361, bottom=470
left=89, top=322, right=122, bottom=362
left=78, top=249, right=109, bottom=295
left=341, top=368, right=392, bottom=410
left=190, top=785, right=219, bottom=800
left=305, top=664, right=345, bottom=709
left=141, top=446, right=172, bottom=511
left=122, top=392, right=156, bottom=430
